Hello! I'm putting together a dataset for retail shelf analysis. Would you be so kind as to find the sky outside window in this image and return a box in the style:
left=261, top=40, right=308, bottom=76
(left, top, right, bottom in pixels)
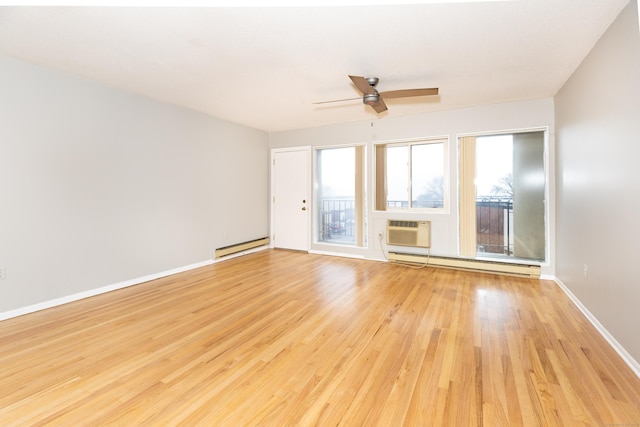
left=475, top=135, right=512, bottom=197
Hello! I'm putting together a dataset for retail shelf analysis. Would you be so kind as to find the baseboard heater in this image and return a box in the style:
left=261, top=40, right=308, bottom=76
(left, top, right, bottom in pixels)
left=388, top=252, right=541, bottom=278
left=215, top=237, right=270, bottom=259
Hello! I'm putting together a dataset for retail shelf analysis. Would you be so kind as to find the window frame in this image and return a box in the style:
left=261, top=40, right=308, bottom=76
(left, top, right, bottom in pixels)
left=313, top=144, right=367, bottom=247
left=458, top=128, right=548, bottom=262
left=374, top=137, right=449, bottom=214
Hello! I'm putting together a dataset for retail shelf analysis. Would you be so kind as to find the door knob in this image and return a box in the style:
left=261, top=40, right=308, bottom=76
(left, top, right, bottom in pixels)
left=302, top=207, right=307, bottom=211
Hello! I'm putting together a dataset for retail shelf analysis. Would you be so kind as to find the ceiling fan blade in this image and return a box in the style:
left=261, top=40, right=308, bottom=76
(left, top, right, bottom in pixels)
left=380, top=88, right=439, bottom=99
left=349, top=75, right=376, bottom=95
left=370, top=98, right=388, bottom=113
left=313, top=97, right=361, bottom=105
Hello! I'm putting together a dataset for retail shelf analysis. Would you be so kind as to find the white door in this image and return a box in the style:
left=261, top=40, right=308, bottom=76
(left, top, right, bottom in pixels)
left=272, top=147, right=310, bottom=251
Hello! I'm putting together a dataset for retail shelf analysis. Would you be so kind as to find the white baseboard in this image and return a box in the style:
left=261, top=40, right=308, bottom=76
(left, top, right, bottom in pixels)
left=0, top=259, right=213, bottom=322
left=309, top=249, right=365, bottom=259
left=554, top=277, right=640, bottom=379
left=0, top=245, right=270, bottom=322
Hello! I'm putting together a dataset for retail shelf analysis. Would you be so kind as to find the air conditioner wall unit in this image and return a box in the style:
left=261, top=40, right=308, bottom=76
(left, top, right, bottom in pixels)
left=386, top=220, right=431, bottom=248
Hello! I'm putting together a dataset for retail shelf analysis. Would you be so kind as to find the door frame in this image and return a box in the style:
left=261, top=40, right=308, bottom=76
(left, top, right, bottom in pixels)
left=270, top=146, right=312, bottom=251
left=457, top=127, right=550, bottom=264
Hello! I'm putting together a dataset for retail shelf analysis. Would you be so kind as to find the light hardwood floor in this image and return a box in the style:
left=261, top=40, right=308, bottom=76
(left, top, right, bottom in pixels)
left=1, top=249, right=639, bottom=426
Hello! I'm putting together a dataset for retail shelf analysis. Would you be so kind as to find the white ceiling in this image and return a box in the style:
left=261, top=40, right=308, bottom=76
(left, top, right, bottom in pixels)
left=0, top=1, right=630, bottom=132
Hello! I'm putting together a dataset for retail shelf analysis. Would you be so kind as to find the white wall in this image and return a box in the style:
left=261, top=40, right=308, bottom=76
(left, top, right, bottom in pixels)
left=0, top=55, right=269, bottom=314
left=555, top=0, right=640, bottom=365
left=270, top=98, right=555, bottom=275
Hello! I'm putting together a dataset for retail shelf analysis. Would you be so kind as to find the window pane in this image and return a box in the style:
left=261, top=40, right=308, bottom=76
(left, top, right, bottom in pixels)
left=377, top=140, right=447, bottom=211
left=512, top=132, right=545, bottom=260
left=411, top=143, right=444, bottom=208
left=317, top=147, right=358, bottom=246
left=385, top=145, right=409, bottom=208
left=475, top=135, right=513, bottom=256
left=476, top=135, right=512, bottom=198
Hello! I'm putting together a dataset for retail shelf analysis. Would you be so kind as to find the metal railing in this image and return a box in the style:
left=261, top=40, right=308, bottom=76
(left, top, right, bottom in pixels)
left=476, top=197, right=513, bottom=255
left=319, top=198, right=356, bottom=244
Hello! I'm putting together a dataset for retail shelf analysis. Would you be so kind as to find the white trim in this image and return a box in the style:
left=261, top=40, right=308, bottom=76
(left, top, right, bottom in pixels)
left=309, top=249, right=365, bottom=259
left=372, top=134, right=450, bottom=146
left=554, top=277, right=640, bottom=379
left=0, top=246, right=269, bottom=322
left=456, top=125, right=550, bottom=139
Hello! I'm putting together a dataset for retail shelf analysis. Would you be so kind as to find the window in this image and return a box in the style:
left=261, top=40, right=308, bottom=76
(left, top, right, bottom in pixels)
left=375, top=138, right=448, bottom=211
left=459, top=131, right=546, bottom=261
left=315, top=146, right=366, bottom=246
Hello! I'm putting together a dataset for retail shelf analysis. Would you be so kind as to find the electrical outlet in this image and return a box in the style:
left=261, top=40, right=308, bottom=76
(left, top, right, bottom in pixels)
left=583, top=264, right=588, bottom=280
left=0, top=267, right=6, bottom=280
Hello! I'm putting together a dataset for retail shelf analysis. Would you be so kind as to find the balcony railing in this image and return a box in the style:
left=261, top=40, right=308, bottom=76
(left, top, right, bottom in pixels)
left=319, top=198, right=356, bottom=245
left=476, top=197, right=513, bottom=256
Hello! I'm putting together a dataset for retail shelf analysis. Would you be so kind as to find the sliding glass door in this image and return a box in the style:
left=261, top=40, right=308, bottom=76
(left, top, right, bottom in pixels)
left=460, top=131, right=546, bottom=261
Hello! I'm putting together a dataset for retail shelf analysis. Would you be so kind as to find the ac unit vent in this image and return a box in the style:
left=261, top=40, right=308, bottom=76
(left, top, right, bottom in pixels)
left=386, top=220, right=431, bottom=248
left=388, top=220, right=419, bottom=228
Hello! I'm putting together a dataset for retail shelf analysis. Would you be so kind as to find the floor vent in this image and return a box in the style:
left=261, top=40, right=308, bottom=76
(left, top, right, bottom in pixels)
left=388, top=252, right=541, bottom=278
left=215, top=237, right=270, bottom=259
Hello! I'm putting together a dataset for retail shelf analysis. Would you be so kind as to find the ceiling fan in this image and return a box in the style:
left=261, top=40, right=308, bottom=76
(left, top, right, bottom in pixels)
left=315, top=75, right=439, bottom=113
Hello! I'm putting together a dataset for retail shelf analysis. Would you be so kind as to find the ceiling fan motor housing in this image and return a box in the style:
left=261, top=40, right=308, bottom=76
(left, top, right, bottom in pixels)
left=363, top=92, right=380, bottom=105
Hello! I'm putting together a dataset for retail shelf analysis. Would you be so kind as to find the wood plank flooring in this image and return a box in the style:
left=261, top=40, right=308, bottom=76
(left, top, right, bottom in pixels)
left=0, top=249, right=639, bottom=426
